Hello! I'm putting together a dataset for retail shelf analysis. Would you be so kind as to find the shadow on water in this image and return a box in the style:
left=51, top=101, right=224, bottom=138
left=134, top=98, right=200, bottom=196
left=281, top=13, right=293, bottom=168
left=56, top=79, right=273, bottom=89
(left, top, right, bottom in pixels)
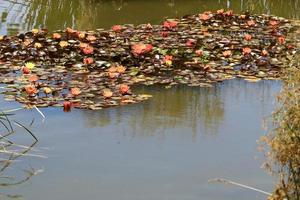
left=0, top=0, right=299, bottom=35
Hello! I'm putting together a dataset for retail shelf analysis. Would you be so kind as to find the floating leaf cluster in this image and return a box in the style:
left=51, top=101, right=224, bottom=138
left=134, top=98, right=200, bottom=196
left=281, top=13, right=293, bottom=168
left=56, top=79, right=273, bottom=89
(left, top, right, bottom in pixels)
left=0, top=10, right=298, bottom=111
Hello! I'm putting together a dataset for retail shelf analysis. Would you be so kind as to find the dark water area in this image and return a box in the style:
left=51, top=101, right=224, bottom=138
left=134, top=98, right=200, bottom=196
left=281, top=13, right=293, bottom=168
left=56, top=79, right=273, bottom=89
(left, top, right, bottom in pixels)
left=0, top=0, right=296, bottom=199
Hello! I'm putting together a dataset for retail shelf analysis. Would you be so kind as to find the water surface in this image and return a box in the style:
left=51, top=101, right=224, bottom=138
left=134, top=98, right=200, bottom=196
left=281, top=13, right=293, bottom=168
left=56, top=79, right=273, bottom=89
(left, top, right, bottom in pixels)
left=0, top=0, right=299, bottom=35
left=0, top=0, right=296, bottom=199
left=0, top=80, right=281, bottom=200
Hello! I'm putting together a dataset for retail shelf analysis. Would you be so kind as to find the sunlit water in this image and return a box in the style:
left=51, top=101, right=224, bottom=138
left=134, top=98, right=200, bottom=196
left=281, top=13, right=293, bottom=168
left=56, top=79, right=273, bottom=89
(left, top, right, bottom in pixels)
left=0, top=0, right=298, bottom=199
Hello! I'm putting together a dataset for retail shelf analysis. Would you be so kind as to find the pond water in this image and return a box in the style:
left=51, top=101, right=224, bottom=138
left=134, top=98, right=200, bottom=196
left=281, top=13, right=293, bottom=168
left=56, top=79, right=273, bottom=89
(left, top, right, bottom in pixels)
left=0, top=0, right=298, bottom=200
left=1, top=79, right=281, bottom=200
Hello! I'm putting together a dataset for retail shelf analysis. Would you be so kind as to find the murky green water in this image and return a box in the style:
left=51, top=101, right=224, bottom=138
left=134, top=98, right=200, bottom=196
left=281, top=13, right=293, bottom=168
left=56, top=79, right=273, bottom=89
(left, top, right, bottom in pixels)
left=1, top=0, right=299, bottom=35
left=0, top=0, right=298, bottom=199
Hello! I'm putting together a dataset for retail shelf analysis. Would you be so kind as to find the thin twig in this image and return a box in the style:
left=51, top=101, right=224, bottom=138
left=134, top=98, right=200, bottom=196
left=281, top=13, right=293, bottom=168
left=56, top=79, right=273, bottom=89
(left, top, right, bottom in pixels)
left=0, top=150, right=47, bottom=158
left=3, top=107, right=24, bottom=113
left=33, top=106, right=45, bottom=122
left=0, top=142, right=42, bottom=152
left=208, top=178, right=272, bottom=196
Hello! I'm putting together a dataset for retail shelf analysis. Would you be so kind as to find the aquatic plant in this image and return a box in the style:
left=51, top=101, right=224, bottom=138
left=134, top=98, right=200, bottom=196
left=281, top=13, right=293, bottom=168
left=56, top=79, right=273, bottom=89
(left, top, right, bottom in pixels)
left=261, top=55, right=300, bottom=200
left=0, top=108, right=43, bottom=198
left=112, top=25, right=122, bottom=33
left=0, top=10, right=298, bottom=111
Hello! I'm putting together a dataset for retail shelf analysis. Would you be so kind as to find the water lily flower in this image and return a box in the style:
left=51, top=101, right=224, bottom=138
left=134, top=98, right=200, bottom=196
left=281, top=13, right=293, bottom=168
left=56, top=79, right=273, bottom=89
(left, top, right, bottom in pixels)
left=53, top=33, right=62, bottom=40
left=108, top=66, right=117, bottom=73
left=163, top=20, right=178, bottom=30
left=119, top=84, right=130, bottom=95
left=59, top=41, right=69, bottom=48
left=63, top=101, right=72, bottom=112
left=86, top=35, right=96, bottom=42
left=223, top=50, right=232, bottom=58
left=278, top=36, right=285, bottom=44
left=186, top=39, right=196, bottom=47
left=77, top=31, right=86, bottom=39
left=161, top=31, right=169, bottom=37
left=163, top=55, right=173, bottom=66
left=199, top=13, right=212, bottom=21
left=287, top=44, right=294, bottom=50
left=164, top=55, right=173, bottom=61
left=247, top=20, right=256, bottom=27
left=195, top=49, right=203, bottom=57
left=225, top=10, right=233, bottom=16
left=23, top=39, right=32, bottom=47
left=239, top=14, right=246, bottom=19
left=82, top=46, right=94, bottom=55
left=165, top=60, right=172, bottom=66
left=146, top=23, right=153, bottom=29
left=242, top=47, right=252, bottom=55
left=34, top=42, right=42, bottom=48
left=22, top=67, right=30, bottom=74
left=102, top=89, right=113, bottom=98
left=28, top=74, right=39, bottom=82
left=217, top=9, right=224, bottom=15
left=107, top=66, right=118, bottom=78
left=116, top=65, right=126, bottom=73
left=244, top=34, right=252, bottom=41
left=83, top=57, right=94, bottom=65
left=43, top=87, right=52, bottom=94
left=25, top=62, right=35, bottom=70
left=66, top=27, right=75, bottom=34
left=31, top=29, right=39, bottom=34
left=131, top=43, right=153, bottom=56
left=108, top=72, right=119, bottom=79
left=112, top=25, right=122, bottom=33
left=261, top=49, right=268, bottom=56
left=269, top=20, right=279, bottom=27
left=25, top=84, right=38, bottom=95
left=70, top=87, right=81, bottom=96
left=79, top=43, right=89, bottom=49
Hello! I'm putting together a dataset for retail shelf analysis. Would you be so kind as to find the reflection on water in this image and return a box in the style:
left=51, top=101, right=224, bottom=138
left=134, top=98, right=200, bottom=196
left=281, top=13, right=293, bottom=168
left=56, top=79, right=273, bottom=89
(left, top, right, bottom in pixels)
left=0, top=0, right=290, bottom=199
left=81, top=80, right=278, bottom=140
left=0, top=0, right=299, bottom=35
left=3, top=79, right=280, bottom=200
left=0, top=117, right=43, bottom=199
left=83, top=85, right=224, bottom=139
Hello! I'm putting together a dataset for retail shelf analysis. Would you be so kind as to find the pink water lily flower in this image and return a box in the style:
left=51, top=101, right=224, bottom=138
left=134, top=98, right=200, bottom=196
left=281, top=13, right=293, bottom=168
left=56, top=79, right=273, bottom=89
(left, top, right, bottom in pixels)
left=131, top=43, right=153, bottom=56
left=163, top=21, right=178, bottom=30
